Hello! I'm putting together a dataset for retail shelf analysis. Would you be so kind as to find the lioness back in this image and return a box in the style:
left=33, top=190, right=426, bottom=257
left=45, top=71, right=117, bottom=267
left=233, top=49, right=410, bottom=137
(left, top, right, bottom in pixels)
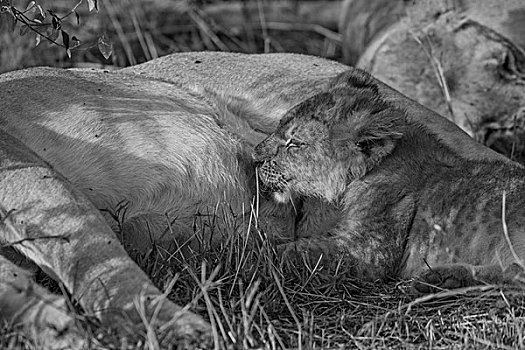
left=122, top=52, right=511, bottom=164
left=121, top=51, right=346, bottom=128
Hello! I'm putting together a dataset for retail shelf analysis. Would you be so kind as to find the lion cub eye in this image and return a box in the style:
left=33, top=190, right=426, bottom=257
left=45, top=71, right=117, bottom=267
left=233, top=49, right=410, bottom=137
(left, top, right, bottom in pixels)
left=285, top=138, right=306, bottom=149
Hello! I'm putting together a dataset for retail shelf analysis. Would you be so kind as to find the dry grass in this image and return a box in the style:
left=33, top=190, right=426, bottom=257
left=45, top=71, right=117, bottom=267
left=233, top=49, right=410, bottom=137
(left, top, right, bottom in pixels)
left=2, top=204, right=525, bottom=349
left=0, top=0, right=342, bottom=72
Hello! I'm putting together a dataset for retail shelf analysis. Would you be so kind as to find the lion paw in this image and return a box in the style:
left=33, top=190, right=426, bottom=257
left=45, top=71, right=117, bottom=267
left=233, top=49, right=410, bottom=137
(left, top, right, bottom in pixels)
left=158, top=309, right=212, bottom=345
left=13, top=296, right=86, bottom=350
left=277, top=239, right=329, bottom=265
left=120, top=300, right=213, bottom=348
left=413, top=264, right=477, bottom=294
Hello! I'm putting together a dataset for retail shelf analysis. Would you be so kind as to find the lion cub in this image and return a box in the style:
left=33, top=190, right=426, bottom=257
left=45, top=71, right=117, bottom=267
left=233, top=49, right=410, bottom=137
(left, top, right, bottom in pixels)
left=254, top=69, right=525, bottom=291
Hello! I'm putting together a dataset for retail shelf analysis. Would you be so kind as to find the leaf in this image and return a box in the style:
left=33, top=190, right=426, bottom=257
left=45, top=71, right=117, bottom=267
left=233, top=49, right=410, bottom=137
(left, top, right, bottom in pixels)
left=34, top=10, right=44, bottom=23
left=98, top=35, right=112, bottom=60
left=87, top=0, right=98, bottom=12
left=19, top=24, right=29, bottom=36
left=61, top=30, right=69, bottom=51
left=49, top=27, right=59, bottom=42
left=36, top=4, right=44, bottom=18
left=24, top=1, right=36, bottom=16
left=71, top=36, right=80, bottom=48
left=25, top=1, right=35, bottom=11
left=51, top=16, right=60, bottom=30
left=35, top=33, right=41, bottom=46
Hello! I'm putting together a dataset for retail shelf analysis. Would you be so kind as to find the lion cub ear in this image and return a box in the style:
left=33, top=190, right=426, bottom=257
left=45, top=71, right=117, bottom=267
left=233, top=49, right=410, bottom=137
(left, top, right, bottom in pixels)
left=329, top=94, right=405, bottom=179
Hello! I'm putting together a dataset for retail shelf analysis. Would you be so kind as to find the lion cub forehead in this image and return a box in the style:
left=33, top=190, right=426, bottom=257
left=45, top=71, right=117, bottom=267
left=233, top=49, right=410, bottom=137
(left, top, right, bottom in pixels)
left=279, top=118, right=326, bottom=140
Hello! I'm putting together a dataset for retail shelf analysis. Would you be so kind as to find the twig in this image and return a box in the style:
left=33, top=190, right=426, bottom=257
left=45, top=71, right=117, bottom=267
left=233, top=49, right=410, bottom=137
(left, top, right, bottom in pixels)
left=129, top=2, right=151, bottom=61
left=104, top=0, right=135, bottom=64
left=271, top=268, right=302, bottom=350
left=501, top=190, right=525, bottom=269
left=409, top=30, right=456, bottom=123
left=264, top=22, right=342, bottom=43
left=182, top=263, right=222, bottom=350
left=405, top=284, right=497, bottom=314
left=472, top=336, right=516, bottom=350
left=0, top=207, right=70, bottom=246
left=187, top=6, right=229, bottom=51
left=3, top=235, right=70, bottom=246
left=257, top=0, right=270, bottom=53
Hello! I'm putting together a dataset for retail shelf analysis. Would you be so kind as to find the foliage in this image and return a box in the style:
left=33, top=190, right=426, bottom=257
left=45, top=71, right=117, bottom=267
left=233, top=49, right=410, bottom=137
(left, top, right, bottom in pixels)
left=0, top=0, right=342, bottom=72
left=0, top=0, right=112, bottom=65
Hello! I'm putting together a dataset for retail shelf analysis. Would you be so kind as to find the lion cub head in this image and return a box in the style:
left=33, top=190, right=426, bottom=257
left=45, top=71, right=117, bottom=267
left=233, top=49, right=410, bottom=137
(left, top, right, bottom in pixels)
left=253, top=70, right=406, bottom=203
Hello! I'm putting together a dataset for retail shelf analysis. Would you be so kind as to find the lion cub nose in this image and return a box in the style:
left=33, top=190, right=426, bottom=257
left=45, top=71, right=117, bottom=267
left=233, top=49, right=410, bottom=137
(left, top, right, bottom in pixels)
left=253, top=136, right=279, bottom=163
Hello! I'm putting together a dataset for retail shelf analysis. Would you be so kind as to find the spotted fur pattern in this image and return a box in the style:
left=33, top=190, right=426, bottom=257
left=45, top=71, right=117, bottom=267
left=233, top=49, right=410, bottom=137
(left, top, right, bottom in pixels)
left=254, top=68, right=525, bottom=291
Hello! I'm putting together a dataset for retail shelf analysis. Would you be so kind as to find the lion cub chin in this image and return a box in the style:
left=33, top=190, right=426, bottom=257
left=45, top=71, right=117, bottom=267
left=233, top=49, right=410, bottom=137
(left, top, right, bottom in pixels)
left=273, top=189, right=292, bottom=203
left=254, top=69, right=525, bottom=292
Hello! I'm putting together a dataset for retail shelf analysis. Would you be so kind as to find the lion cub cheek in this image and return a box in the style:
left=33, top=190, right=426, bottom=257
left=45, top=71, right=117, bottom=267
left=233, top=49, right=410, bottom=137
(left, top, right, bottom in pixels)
left=291, top=160, right=349, bottom=203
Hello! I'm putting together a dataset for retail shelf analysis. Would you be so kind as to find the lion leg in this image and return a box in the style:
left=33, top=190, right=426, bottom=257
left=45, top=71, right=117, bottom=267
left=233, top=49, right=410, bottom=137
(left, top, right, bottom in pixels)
left=413, top=263, right=524, bottom=293
left=0, top=255, right=86, bottom=349
left=278, top=237, right=337, bottom=262
left=277, top=236, right=394, bottom=280
left=0, top=132, right=211, bottom=343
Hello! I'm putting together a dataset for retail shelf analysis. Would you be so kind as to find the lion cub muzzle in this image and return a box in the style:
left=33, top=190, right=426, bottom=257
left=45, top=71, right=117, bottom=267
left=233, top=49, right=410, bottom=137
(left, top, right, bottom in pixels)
left=253, top=135, right=294, bottom=202
left=255, top=160, right=292, bottom=203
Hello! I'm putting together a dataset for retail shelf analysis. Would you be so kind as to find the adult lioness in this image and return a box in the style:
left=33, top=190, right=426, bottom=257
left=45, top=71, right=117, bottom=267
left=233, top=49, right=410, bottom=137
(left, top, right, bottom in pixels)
left=254, top=68, right=525, bottom=290
left=349, top=0, right=525, bottom=163
left=0, top=67, right=295, bottom=346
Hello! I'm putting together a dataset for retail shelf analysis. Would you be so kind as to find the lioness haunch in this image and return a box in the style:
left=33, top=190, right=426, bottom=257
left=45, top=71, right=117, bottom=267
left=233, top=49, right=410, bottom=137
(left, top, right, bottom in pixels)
left=254, top=69, right=525, bottom=291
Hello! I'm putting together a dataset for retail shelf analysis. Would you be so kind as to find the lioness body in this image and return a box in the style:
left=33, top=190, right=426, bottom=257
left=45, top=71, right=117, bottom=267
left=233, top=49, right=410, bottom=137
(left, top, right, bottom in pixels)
left=0, top=68, right=258, bottom=248
left=349, top=0, right=525, bottom=162
left=0, top=66, right=280, bottom=344
left=254, top=70, right=525, bottom=289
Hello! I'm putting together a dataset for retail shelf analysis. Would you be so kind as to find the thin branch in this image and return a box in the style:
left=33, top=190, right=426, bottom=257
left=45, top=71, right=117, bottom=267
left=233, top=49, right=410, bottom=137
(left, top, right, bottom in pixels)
left=501, top=190, right=525, bottom=269
left=409, top=30, right=456, bottom=123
